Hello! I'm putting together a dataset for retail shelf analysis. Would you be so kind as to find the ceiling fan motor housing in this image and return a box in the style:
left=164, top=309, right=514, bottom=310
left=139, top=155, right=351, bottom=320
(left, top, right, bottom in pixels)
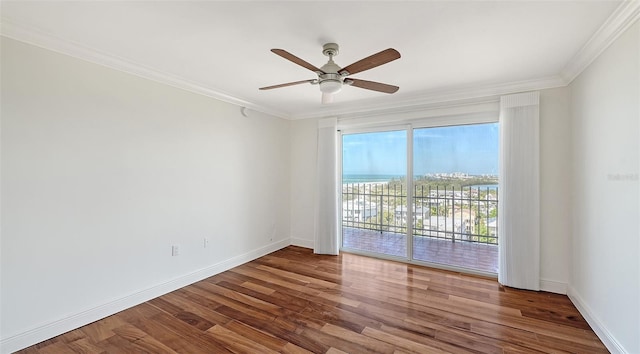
left=319, top=43, right=343, bottom=93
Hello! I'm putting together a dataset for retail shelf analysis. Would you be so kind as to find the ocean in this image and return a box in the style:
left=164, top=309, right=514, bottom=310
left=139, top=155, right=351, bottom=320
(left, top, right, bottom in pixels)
left=342, top=174, right=402, bottom=183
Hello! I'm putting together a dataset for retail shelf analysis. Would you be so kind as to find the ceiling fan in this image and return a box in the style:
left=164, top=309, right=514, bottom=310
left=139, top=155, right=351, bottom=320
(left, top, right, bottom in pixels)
left=259, top=43, right=400, bottom=104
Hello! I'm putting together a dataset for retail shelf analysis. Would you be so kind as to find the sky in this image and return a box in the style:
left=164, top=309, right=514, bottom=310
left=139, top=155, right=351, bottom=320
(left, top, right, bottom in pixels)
left=342, top=123, right=499, bottom=176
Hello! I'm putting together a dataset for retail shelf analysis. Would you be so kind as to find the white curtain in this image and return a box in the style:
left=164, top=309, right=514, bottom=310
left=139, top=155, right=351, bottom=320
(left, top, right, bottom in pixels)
left=314, top=118, right=339, bottom=255
left=498, top=91, right=540, bottom=290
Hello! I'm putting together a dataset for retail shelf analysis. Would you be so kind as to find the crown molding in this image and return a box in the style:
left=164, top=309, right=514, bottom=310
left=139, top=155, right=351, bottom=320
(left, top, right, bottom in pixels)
left=5, top=2, right=633, bottom=123
left=561, top=0, right=640, bottom=83
left=0, top=18, right=291, bottom=120
left=290, top=75, right=566, bottom=120
left=298, top=1, right=640, bottom=121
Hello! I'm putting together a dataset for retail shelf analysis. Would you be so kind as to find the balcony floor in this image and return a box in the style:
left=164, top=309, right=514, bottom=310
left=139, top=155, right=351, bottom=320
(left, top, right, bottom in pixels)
left=342, top=227, right=498, bottom=273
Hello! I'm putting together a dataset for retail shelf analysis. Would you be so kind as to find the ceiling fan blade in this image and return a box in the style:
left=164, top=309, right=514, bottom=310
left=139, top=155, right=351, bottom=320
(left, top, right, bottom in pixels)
left=346, top=78, right=399, bottom=94
left=271, top=49, right=325, bottom=74
left=339, top=48, right=401, bottom=76
left=259, top=79, right=315, bottom=90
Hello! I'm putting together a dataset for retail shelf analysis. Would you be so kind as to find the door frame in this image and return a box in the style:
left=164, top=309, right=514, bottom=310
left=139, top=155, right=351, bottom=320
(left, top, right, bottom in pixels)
left=338, top=116, right=499, bottom=277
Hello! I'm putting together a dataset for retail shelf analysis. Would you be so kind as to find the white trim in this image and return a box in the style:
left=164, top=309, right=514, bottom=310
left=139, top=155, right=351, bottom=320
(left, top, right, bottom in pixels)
left=294, top=76, right=564, bottom=120
left=567, top=286, right=627, bottom=354
left=539, top=279, right=567, bottom=294
left=339, top=123, right=411, bottom=136
left=0, top=239, right=290, bottom=354
left=2, top=1, right=636, bottom=121
left=318, top=117, right=338, bottom=129
left=337, top=132, right=344, bottom=252
left=290, top=237, right=314, bottom=249
left=500, top=91, right=540, bottom=108
left=0, top=19, right=290, bottom=120
left=406, top=127, right=414, bottom=263
left=0, top=16, right=564, bottom=122
left=337, top=98, right=499, bottom=131
left=561, top=0, right=640, bottom=84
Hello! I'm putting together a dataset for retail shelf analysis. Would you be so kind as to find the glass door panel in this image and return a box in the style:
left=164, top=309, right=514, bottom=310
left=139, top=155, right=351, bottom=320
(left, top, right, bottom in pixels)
left=412, top=123, right=499, bottom=273
left=341, top=130, right=407, bottom=258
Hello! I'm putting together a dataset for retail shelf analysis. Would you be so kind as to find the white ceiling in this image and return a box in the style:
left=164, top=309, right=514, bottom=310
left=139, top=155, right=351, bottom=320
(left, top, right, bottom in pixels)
left=0, top=1, right=629, bottom=119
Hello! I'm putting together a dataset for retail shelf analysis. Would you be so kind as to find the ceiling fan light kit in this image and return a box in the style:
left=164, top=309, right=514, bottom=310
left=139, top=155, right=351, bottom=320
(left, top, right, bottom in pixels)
left=260, top=42, right=400, bottom=103
left=319, top=74, right=342, bottom=94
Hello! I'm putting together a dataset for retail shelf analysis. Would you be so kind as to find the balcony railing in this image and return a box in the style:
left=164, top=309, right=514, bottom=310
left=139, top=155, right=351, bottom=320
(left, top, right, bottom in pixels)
left=342, top=182, right=498, bottom=245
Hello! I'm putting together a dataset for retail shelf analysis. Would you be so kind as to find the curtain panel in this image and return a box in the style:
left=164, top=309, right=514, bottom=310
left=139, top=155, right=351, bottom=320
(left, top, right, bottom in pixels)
left=314, top=118, right=339, bottom=255
left=498, top=91, right=540, bottom=290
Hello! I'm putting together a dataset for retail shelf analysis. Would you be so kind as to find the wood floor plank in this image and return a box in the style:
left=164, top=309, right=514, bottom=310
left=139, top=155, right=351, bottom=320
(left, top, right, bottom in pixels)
left=159, top=290, right=233, bottom=326
left=281, top=342, right=315, bottom=354
left=95, top=334, right=140, bottom=354
left=186, top=283, right=279, bottom=322
left=197, top=281, right=286, bottom=316
left=213, top=305, right=328, bottom=352
left=373, top=324, right=474, bottom=354
left=215, top=280, right=311, bottom=312
left=111, top=323, right=177, bottom=353
left=302, top=301, right=383, bottom=333
left=361, top=326, right=451, bottom=354
left=255, top=256, right=350, bottom=285
left=255, top=263, right=341, bottom=288
left=64, top=338, right=106, bottom=354
left=18, top=246, right=608, bottom=354
left=34, top=341, right=74, bottom=354
left=326, top=348, right=350, bottom=354
left=148, top=311, right=234, bottom=353
left=78, top=318, right=119, bottom=344
left=56, top=329, right=86, bottom=345
left=223, top=320, right=289, bottom=351
left=240, top=280, right=276, bottom=295
left=447, top=294, right=523, bottom=317
left=300, top=325, right=389, bottom=354
left=319, top=323, right=396, bottom=353
left=205, top=324, right=280, bottom=353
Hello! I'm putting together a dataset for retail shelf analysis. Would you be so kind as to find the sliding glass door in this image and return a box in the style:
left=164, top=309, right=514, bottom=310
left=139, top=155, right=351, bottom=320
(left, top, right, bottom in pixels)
left=341, top=129, right=407, bottom=258
left=412, top=123, right=499, bottom=273
left=341, top=122, right=499, bottom=274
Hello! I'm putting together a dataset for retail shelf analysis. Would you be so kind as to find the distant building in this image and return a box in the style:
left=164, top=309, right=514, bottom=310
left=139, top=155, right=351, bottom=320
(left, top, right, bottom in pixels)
left=487, top=217, right=497, bottom=237
left=394, top=205, right=428, bottom=223
left=343, top=197, right=377, bottom=222
left=421, top=210, right=476, bottom=241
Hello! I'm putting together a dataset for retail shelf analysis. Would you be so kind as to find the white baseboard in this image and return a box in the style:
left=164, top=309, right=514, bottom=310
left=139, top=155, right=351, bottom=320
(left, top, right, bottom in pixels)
left=567, top=286, right=627, bottom=354
left=0, top=239, right=290, bottom=354
left=539, top=279, right=567, bottom=294
left=290, top=237, right=313, bottom=249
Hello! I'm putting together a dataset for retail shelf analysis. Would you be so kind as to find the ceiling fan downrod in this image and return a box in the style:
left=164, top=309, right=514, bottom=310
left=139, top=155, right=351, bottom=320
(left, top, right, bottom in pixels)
left=319, top=43, right=343, bottom=94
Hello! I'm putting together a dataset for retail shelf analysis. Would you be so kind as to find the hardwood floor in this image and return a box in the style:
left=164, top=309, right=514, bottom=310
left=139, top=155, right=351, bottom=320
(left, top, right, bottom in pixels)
left=17, top=246, right=607, bottom=353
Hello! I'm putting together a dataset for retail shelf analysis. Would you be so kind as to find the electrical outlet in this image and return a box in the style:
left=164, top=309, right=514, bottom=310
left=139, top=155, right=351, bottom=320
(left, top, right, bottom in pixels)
left=203, top=238, right=209, bottom=248
left=171, top=245, right=179, bottom=256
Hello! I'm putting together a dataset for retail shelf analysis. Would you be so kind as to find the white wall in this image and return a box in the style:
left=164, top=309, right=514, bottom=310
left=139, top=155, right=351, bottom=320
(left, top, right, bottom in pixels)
left=569, top=21, right=639, bottom=354
left=0, top=37, right=291, bottom=351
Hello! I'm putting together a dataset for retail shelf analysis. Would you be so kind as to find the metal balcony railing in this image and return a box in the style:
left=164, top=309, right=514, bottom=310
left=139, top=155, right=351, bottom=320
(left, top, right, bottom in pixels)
left=342, top=182, right=498, bottom=245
